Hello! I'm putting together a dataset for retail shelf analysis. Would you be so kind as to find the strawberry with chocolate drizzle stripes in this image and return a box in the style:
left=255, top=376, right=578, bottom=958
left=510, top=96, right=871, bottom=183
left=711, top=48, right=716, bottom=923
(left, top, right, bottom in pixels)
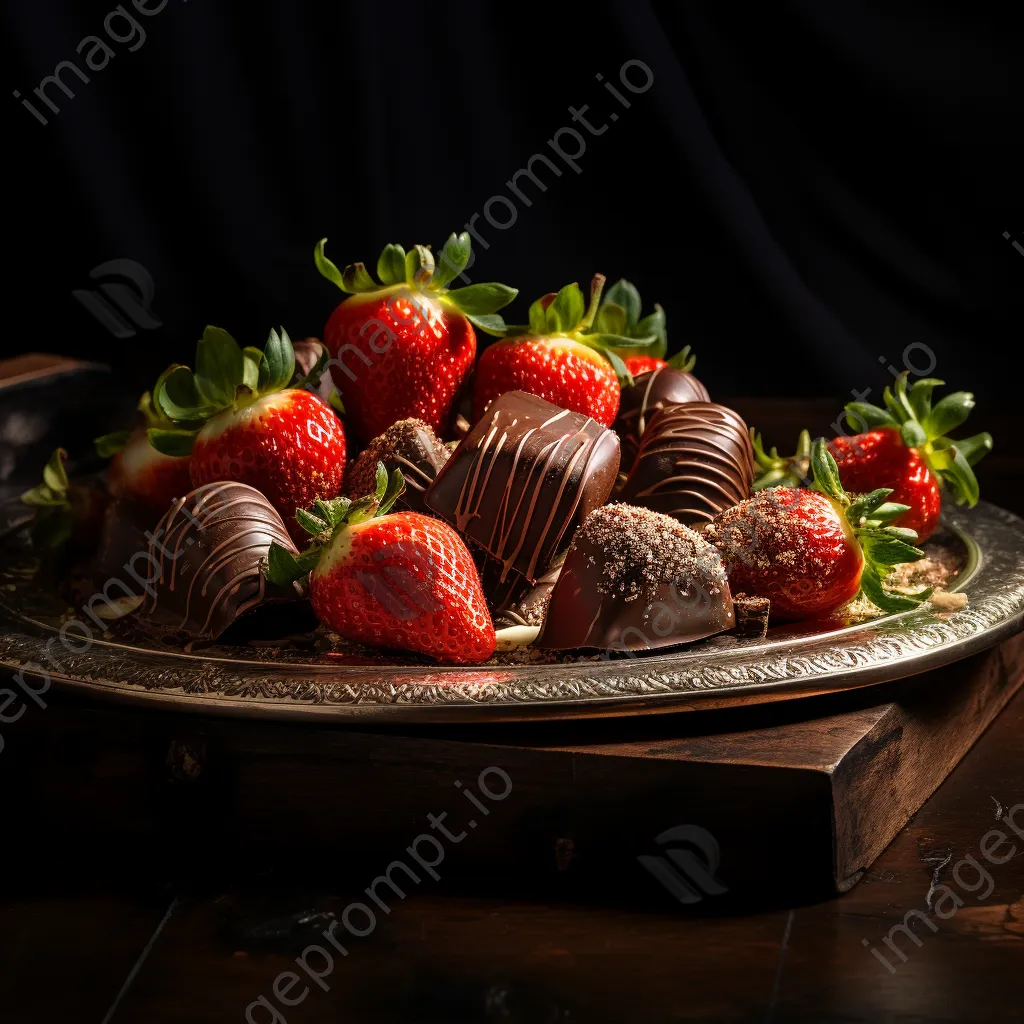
left=146, top=325, right=347, bottom=542
left=708, top=439, right=931, bottom=621
left=472, top=275, right=664, bottom=426
left=264, top=465, right=496, bottom=664
left=315, top=232, right=517, bottom=441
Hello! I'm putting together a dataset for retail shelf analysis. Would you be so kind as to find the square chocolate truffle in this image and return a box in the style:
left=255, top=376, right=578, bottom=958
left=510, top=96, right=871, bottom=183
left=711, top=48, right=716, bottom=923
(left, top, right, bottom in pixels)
left=425, top=391, right=620, bottom=583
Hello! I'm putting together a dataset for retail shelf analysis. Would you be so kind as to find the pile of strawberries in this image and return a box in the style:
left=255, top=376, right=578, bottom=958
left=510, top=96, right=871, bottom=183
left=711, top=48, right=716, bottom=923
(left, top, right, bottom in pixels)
left=24, top=231, right=993, bottom=664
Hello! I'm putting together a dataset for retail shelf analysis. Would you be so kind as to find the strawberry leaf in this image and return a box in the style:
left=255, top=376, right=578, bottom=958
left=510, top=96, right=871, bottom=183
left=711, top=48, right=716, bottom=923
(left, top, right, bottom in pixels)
left=264, top=542, right=321, bottom=585
left=42, top=448, right=70, bottom=495
left=328, top=389, right=346, bottom=415
left=844, top=401, right=896, bottom=432
left=154, top=364, right=216, bottom=422
left=377, top=467, right=407, bottom=516
left=925, top=391, right=975, bottom=438
left=465, top=313, right=509, bottom=337
left=258, top=327, right=296, bottom=395
left=846, top=487, right=894, bottom=522
left=377, top=243, right=407, bottom=287
left=343, top=261, right=378, bottom=293
left=292, top=346, right=329, bottom=391
left=900, top=420, right=928, bottom=449
left=313, top=497, right=351, bottom=529
left=242, top=346, right=262, bottom=391
left=147, top=428, right=199, bottom=457
left=666, top=343, right=696, bottom=371
left=593, top=301, right=627, bottom=336
left=908, top=378, right=945, bottom=421
left=374, top=461, right=389, bottom=502
left=446, top=282, right=519, bottom=317
left=195, top=326, right=244, bottom=408
left=296, top=507, right=329, bottom=537
left=810, top=438, right=848, bottom=506
left=636, top=306, right=668, bottom=358
left=94, top=431, right=131, bottom=458
left=929, top=438, right=982, bottom=506
left=432, top=232, right=472, bottom=290
left=405, top=245, right=435, bottom=287
left=603, top=279, right=641, bottom=327
left=546, top=283, right=585, bottom=334
left=954, top=431, right=993, bottom=468
left=314, top=238, right=349, bottom=293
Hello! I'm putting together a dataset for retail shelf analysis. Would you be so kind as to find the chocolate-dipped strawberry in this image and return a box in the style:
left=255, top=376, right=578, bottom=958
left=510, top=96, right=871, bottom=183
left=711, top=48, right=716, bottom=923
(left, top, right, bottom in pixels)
left=345, top=418, right=450, bottom=513
left=619, top=402, right=754, bottom=530
left=615, top=364, right=710, bottom=468
left=138, top=481, right=299, bottom=643
left=425, top=391, right=620, bottom=584
left=537, top=504, right=734, bottom=651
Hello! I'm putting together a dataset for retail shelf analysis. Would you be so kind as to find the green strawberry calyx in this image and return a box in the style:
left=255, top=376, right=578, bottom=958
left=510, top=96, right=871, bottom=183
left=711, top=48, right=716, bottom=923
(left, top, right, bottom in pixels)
left=809, top=438, right=932, bottom=614
left=752, top=429, right=812, bottom=490
left=500, top=275, right=662, bottom=386
left=94, top=391, right=180, bottom=460
left=844, top=372, right=992, bottom=507
left=262, top=462, right=406, bottom=586
left=20, top=448, right=75, bottom=550
left=146, top=325, right=319, bottom=457
left=590, top=278, right=674, bottom=366
left=314, top=232, right=518, bottom=338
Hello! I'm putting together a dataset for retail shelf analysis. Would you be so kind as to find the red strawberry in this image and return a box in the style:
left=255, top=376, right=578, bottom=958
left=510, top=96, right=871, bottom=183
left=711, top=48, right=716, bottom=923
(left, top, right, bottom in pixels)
left=97, top=394, right=194, bottom=515
left=473, top=276, right=635, bottom=425
left=829, top=374, right=992, bottom=542
left=147, top=326, right=346, bottom=542
left=264, top=465, right=495, bottom=664
left=708, top=439, right=930, bottom=621
left=315, top=233, right=517, bottom=441
left=623, top=355, right=667, bottom=375
left=828, top=429, right=941, bottom=540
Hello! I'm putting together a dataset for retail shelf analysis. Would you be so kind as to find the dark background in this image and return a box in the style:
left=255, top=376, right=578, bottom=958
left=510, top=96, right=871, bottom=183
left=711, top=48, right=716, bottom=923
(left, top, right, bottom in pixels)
left=4, top=0, right=1022, bottom=410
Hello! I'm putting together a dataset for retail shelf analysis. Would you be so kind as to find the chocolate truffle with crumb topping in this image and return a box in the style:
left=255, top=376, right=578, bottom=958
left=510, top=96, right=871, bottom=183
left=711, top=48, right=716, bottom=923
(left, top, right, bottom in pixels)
left=345, top=418, right=450, bottom=511
left=537, top=504, right=734, bottom=651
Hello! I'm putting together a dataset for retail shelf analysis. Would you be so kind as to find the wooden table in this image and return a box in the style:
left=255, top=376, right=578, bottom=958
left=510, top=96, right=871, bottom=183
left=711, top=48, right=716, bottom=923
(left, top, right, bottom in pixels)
left=0, top=681, right=1019, bottom=1024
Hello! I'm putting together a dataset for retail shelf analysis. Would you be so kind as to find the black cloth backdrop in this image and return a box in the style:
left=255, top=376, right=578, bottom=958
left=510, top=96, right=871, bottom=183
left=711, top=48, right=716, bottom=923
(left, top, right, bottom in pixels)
left=4, top=0, right=1022, bottom=407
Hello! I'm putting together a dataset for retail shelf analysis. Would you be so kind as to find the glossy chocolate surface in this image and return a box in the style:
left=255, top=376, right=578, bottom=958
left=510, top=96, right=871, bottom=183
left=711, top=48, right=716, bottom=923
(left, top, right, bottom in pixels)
left=139, top=481, right=298, bottom=642
left=346, top=418, right=450, bottom=512
left=615, top=367, right=710, bottom=467
left=619, top=401, right=753, bottom=529
left=425, top=391, right=620, bottom=583
left=538, top=504, right=735, bottom=651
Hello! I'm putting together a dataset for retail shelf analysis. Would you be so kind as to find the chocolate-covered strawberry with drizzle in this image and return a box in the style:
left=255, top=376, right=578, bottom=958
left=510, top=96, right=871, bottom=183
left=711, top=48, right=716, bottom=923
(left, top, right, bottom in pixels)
left=146, top=326, right=347, bottom=542
left=620, top=402, right=754, bottom=529
left=265, top=465, right=495, bottom=664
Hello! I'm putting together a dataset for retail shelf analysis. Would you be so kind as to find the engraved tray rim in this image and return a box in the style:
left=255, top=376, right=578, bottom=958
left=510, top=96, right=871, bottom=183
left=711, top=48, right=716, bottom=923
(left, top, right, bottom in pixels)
left=1, top=501, right=1022, bottom=723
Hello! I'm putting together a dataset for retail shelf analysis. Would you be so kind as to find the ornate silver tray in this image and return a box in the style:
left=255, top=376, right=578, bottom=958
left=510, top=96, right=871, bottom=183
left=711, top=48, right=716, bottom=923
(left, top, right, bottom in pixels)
left=1, top=501, right=1022, bottom=723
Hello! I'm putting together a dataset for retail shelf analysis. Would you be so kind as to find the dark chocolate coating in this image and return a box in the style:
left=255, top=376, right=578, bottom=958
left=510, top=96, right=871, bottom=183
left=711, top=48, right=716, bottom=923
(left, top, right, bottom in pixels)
left=139, top=481, right=298, bottom=642
left=538, top=504, right=734, bottom=651
left=94, top=498, right=156, bottom=595
left=425, top=391, right=620, bottom=583
left=615, top=368, right=710, bottom=468
left=619, top=402, right=754, bottom=529
left=346, top=418, right=450, bottom=513
left=478, top=552, right=562, bottom=626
